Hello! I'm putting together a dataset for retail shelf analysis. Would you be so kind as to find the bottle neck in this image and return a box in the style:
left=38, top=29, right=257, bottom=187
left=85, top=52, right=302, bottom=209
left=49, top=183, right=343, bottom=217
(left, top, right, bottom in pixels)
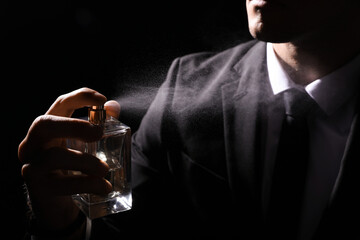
left=88, top=105, right=106, bottom=125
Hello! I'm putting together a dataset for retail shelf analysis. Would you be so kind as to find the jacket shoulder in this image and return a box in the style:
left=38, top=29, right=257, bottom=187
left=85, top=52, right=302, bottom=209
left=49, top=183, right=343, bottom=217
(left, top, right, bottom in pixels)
left=168, top=40, right=263, bottom=105
left=176, top=39, right=260, bottom=80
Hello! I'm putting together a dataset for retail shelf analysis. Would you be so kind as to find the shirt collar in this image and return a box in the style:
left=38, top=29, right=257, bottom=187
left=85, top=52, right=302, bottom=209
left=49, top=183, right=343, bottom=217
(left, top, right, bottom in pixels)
left=266, top=42, right=360, bottom=116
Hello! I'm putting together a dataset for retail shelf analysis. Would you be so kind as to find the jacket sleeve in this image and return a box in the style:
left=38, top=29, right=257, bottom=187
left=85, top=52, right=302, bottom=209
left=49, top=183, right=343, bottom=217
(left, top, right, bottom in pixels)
left=90, top=58, right=182, bottom=239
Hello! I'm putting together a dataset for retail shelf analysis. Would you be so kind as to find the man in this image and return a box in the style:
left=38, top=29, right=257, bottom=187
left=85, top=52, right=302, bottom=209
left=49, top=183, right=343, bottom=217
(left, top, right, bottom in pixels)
left=19, top=0, right=360, bottom=239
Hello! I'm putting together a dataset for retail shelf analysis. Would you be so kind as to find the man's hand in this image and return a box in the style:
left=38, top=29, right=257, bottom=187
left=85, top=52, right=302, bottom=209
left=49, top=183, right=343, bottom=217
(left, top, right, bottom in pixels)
left=18, top=88, right=120, bottom=235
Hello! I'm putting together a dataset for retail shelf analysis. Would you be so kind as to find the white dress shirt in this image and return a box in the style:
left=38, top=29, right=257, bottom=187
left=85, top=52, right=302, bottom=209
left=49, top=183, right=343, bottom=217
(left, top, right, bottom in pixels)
left=266, top=42, right=360, bottom=240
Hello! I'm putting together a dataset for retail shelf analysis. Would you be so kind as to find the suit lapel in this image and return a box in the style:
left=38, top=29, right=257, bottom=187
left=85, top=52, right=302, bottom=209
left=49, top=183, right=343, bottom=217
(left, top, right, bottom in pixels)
left=221, top=41, right=273, bottom=215
left=314, top=103, right=360, bottom=239
left=329, top=111, right=360, bottom=206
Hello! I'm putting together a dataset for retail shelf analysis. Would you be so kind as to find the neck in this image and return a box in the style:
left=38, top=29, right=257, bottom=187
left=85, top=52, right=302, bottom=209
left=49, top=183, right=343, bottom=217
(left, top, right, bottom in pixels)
left=272, top=20, right=360, bottom=86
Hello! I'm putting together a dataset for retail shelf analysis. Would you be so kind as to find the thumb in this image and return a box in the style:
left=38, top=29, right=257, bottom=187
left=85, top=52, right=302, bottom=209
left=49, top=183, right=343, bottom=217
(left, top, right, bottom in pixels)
left=104, top=100, right=121, bottom=119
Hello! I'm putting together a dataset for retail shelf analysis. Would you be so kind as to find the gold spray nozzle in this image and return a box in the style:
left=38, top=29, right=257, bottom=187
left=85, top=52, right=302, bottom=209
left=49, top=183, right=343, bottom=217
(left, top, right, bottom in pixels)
left=88, top=105, right=106, bottom=125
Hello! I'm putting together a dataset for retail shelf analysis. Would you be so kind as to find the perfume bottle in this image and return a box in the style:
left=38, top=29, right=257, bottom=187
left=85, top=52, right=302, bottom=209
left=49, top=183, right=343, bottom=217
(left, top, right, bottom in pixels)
left=71, top=105, right=132, bottom=219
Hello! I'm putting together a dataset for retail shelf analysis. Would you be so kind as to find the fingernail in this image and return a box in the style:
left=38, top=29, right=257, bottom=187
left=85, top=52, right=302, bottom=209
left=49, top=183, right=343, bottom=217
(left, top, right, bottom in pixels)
left=101, top=162, right=110, bottom=176
left=105, top=180, right=113, bottom=193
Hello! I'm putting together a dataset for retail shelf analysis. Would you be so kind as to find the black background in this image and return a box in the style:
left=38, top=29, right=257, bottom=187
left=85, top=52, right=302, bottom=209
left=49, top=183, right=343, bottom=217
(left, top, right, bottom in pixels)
left=4, top=1, right=251, bottom=238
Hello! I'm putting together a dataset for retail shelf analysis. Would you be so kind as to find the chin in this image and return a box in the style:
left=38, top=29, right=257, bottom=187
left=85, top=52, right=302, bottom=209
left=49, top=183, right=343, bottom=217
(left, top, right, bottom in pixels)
left=247, top=16, right=303, bottom=43
left=248, top=24, right=285, bottom=43
left=246, top=0, right=304, bottom=43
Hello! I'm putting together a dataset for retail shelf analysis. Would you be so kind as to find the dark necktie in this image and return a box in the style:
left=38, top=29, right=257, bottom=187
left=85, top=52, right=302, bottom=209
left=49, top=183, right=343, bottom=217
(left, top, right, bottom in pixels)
left=267, top=88, right=318, bottom=238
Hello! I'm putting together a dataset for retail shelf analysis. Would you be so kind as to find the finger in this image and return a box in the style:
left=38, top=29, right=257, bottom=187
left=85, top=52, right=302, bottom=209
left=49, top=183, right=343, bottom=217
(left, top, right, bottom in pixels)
left=39, top=147, right=110, bottom=177
left=23, top=164, right=112, bottom=196
left=51, top=175, right=112, bottom=196
left=52, top=175, right=113, bottom=196
left=46, top=87, right=107, bottom=117
left=18, top=115, right=103, bottom=163
left=104, top=100, right=121, bottom=119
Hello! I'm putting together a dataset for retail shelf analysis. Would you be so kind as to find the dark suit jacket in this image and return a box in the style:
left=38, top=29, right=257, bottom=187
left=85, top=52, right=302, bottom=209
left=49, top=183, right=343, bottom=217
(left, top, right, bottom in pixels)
left=92, top=40, right=360, bottom=239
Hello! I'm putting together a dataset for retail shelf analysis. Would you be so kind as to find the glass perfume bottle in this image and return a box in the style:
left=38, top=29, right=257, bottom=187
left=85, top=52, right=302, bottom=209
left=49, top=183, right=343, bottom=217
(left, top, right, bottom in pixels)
left=70, top=105, right=132, bottom=219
